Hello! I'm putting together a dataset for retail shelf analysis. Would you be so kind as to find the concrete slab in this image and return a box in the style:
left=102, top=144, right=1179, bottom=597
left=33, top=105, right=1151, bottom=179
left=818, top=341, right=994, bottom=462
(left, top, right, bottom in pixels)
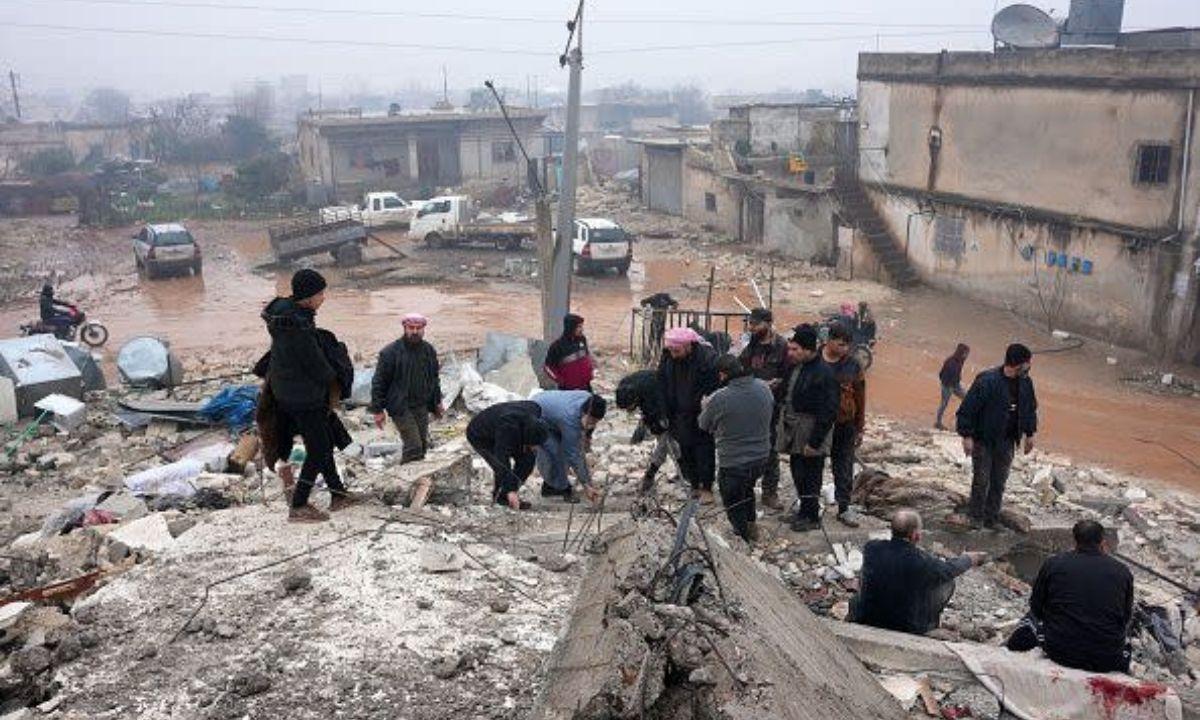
left=0, top=334, right=83, bottom=418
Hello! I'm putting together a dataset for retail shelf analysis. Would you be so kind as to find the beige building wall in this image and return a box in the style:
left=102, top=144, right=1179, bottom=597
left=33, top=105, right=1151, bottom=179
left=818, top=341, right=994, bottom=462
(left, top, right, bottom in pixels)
left=681, top=160, right=740, bottom=238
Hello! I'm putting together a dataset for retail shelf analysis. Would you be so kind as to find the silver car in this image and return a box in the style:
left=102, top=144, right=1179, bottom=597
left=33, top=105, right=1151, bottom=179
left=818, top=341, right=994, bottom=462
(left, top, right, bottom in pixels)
left=133, top=223, right=202, bottom=279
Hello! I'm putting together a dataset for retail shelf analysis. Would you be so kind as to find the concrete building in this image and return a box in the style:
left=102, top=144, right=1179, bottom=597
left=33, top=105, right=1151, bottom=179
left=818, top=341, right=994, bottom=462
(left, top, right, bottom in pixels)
left=0, top=121, right=150, bottom=176
left=297, top=108, right=546, bottom=201
left=856, top=48, right=1200, bottom=362
left=632, top=102, right=851, bottom=263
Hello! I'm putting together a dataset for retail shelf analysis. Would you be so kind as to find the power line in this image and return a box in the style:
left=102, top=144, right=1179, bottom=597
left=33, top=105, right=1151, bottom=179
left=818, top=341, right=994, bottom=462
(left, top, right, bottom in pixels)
left=0, top=20, right=992, bottom=56
left=22, top=0, right=986, bottom=30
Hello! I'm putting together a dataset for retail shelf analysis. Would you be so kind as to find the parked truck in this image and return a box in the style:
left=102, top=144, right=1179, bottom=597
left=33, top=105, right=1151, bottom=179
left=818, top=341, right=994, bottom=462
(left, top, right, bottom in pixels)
left=408, top=195, right=535, bottom=250
left=321, top=191, right=414, bottom=229
left=268, top=207, right=368, bottom=266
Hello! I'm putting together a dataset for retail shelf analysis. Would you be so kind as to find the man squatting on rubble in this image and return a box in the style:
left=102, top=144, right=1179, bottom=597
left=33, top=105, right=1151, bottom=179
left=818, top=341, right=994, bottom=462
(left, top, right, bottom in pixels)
left=466, top=400, right=551, bottom=511
left=1007, top=519, right=1134, bottom=673
left=738, top=307, right=789, bottom=511
left=957, top=343, right=1038, bottom=528
left=851, top=509, right=987, bottom=635
left=776, top=324, right=839, bottom=532
left=543, top=313, right=595, bottom=392
left=369, top=313, right=443, bottom=464
left=615, top=369, right=682, bottom=493
left=698, top=354, right=774, bottom=542
left=532, top=390, right=606, bottom=505
left=258, top=269, right=363, bottom=523
left=823, top=322, right=867, bottom=528
left=658, top=327, right=720, bottom=504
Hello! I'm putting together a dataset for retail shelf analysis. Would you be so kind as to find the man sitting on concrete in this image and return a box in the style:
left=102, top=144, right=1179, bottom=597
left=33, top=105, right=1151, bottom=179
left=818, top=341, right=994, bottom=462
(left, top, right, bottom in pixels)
left=698, top=355, right=774, bottom=542
left=850, top=509, right=986, bottom=635
left=466, top=400, right=550, bottom=511
left=1006, top=520, right=1134, bottom=673
left=532, top=390, right=605, bottom=504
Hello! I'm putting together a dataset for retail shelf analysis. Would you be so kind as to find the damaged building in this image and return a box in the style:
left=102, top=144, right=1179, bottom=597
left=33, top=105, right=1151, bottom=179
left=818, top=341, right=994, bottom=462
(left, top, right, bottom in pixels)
left=632, top=102, right=855, bottom=264
left=297, top=107, right=547, bottom=202
left=854, top=47, right=1200, bottom=363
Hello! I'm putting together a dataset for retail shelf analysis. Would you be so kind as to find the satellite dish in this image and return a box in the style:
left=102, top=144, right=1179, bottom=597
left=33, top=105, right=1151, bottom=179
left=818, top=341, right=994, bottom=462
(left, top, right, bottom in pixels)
left=992, top=4, right=1061, bottom=49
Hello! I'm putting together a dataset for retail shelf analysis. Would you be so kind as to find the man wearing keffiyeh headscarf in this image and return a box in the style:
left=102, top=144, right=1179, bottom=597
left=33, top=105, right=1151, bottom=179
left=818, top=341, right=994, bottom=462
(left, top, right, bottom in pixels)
left=656, top=326, right=719, bottom=504
left=370, top=313, right=443, bottom=463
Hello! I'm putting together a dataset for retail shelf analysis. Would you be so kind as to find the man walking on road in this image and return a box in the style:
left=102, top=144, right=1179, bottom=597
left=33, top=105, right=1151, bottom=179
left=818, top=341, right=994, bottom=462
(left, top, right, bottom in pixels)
left=699, top=355, right=774, bottom=542
left=777, top=325, right=839, bottom=532
left=823, top=323, right=867, bottom=527
left=370, top=313, right=443, bottom=463
left=738, top=307, right=789, bottom=511
left=935, top=343, right=970, bottom=430
left=466, top=400, right=551, bottom=511
left=658, top=327, right=719, bottom=504
left=956, top=343, right=1038, bottom=528
left=543, top=313, right=595, bottom=391
left=532, top=390, right=606, bottom=504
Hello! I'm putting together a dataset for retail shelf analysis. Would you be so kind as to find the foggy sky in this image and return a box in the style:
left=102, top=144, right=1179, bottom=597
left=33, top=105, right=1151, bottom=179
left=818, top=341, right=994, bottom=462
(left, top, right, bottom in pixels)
left=1, top=0, right=1196, bottom=103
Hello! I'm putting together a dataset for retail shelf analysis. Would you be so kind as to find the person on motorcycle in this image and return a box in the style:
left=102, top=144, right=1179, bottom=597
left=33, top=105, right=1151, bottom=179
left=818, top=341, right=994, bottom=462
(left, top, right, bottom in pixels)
left=39, top=284, right=75, bottom=333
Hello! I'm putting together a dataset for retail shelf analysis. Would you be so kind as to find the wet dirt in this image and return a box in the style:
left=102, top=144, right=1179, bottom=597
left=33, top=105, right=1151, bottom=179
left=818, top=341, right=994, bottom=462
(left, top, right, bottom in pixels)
left=1, top=215, right=1196, bottom=492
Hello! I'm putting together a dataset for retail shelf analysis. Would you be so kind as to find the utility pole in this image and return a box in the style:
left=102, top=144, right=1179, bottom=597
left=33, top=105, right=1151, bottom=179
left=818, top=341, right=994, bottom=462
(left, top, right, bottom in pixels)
left=551, top=0, right=584, bottom=342
left=8, top=71, right=20, bottom=121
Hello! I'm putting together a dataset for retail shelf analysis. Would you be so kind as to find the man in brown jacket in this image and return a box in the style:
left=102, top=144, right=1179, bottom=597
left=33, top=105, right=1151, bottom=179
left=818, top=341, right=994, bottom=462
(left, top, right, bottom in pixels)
left=823, top=322, right=866, bottom=527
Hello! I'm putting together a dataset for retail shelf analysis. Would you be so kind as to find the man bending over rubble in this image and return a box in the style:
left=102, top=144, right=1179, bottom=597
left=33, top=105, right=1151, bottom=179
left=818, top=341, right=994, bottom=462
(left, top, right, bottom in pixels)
left=532, top=390, right=605, bottom=505
left=466, top=400, right=551, bottom=511
left=698, top=354, right=773, bottom=542
left=850, top=509, right=986, bottom=635
left=615, top=369, right=681, bottom=493
left=1006, top=520, right=1133, bottom=673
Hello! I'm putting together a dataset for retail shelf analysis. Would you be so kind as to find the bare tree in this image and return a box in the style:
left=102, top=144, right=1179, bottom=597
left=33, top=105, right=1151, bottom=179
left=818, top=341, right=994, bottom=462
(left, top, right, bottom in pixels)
left=78, top=87, right=132, bottom=124
left=232, top=82, right=275, bottom=125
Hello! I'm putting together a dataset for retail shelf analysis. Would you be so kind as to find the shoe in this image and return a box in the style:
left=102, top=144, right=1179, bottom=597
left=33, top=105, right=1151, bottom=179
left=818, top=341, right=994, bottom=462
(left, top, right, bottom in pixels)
left=697, top=489, right=716, bottom=505
left=790, top=516, right=819, bottom=532
left=288, top=504, right=330, bottom=523
left=561, top=487, right=581, bottom=504
left=760, top=490, right=783, bottom=511
left=329, top=491, right=368, bottom=512
left=934, top=422, right=947, bottom=431
left=744, top=522, right=761, bottom=544
left=837, top=508, right=861, bottom=528
left=540, top=484, right=567, bottom=498
left=630, top=424, right=648, bottom=445
left=494, top=495, right=532, bottom=511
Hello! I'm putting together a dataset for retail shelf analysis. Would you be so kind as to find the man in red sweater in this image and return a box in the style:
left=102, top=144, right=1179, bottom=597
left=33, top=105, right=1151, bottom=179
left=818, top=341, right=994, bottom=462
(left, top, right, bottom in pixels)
left=543, top=313, right=594, bottom=391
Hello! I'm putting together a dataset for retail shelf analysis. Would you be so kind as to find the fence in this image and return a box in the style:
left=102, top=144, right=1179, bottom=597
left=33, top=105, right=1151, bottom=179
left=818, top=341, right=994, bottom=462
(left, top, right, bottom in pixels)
left=628, top=307, right=749, bottom=366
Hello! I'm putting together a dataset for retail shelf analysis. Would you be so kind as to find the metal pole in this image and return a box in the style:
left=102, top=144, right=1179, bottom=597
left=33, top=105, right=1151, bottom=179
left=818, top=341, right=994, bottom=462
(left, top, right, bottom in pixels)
left=552, top=1, right=584, bottom=342
left=8, top=71, right=20, bottom=120
left=703, top=266, right=716, bottom=330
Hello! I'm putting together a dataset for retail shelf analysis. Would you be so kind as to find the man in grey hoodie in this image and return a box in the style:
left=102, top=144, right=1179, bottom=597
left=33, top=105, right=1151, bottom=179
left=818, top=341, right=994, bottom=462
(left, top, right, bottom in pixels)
left=698, top=354, right=775, bottom=542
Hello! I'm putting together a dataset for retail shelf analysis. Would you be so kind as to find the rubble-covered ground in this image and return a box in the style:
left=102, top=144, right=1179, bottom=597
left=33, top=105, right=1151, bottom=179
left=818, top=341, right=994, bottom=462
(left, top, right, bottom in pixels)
left=2, top=182, right=1200, bottom=718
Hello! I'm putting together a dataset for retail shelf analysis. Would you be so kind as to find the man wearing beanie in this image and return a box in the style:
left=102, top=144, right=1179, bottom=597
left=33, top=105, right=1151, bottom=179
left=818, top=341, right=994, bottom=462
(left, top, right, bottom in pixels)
left=370, top=313, right=443, bottom=463
left=738, top=306, right=790, bottom=511
left=261, top=269, right=360, bottom=523
left=957, top=343, right=1039, bottom=528
left=543, top=313, right=595, bottom=391
left=532, top=390, right=606, bottom=504
left=777, top=324, right=839, bottom=532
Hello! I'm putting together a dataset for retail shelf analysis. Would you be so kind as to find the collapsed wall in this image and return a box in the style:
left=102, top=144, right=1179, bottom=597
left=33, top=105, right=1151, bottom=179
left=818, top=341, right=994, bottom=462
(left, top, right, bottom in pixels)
left=531, top=506, right=906, bottom=720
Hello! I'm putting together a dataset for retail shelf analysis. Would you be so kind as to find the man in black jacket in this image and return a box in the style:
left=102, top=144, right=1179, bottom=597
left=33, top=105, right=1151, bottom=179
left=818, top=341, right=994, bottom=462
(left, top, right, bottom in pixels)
left=466, top=400, right=551, bottom=510
left=777, top=325, right=840, bottom=532
left=851, top=509, right=986, bottom=635
left=1006, top=520, right=1134, bottom=673
left=658, top=327, right=719, bottom=503
left=738, top=307, right=789, bottom=510
left=956, top=343, right=1038, bottom=528
left=616, top=369, right=680, bottom=492
left=370, top=313, right=443, bottom=463
left=39, top=283, right=75, bottom=333
left=263, top=269, right=359, bottom=523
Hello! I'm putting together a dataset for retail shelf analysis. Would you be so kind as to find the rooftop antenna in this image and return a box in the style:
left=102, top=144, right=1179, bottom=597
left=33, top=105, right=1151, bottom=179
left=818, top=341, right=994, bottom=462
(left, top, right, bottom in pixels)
left=991, top=4, right=1061, bottom=49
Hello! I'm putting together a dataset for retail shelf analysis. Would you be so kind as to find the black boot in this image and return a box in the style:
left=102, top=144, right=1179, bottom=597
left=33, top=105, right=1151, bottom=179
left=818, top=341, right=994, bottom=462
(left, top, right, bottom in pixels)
left=640, top=463, right=660, bottom=494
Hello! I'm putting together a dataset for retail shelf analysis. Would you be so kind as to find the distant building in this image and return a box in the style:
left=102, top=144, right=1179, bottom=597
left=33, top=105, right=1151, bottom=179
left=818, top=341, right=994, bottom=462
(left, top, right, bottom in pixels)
left=297, top=108, right=547, bottom=200
left=0, top=120, right=149, bottom=175
left=855, top=48, right=1200, bottom=362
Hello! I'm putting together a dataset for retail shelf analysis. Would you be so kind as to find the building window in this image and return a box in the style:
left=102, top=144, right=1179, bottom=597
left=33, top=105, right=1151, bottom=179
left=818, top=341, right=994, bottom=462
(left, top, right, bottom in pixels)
left=492, top=141, right=516, bottom=163
left=1136, top=144, right=1171, bottom=185
left=705, top=192, right=717, bottom=212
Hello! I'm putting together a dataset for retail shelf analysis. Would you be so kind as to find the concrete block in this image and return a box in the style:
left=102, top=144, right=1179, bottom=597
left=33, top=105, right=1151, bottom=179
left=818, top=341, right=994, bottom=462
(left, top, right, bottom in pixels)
left=34, top=393, right=86, bottom=432
left=108, top=514, right=175, bottom=553
left=0, top=376, right=16, bottom=425
left=0, top=335, right=83, bottom=418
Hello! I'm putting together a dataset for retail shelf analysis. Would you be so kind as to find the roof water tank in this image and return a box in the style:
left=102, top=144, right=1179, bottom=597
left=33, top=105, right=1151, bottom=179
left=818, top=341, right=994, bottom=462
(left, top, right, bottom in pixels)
left=1062, top=0, right=1124, bottom=46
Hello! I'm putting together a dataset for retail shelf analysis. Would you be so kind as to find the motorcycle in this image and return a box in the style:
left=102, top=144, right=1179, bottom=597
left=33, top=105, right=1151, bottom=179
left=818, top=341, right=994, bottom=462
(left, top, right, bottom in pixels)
left=20, top=304, right=109, bottom=348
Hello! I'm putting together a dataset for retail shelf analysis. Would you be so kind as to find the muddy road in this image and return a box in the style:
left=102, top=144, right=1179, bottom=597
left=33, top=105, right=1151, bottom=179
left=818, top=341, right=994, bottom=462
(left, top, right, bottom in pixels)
left=1, top=213, right=1197, bottom=490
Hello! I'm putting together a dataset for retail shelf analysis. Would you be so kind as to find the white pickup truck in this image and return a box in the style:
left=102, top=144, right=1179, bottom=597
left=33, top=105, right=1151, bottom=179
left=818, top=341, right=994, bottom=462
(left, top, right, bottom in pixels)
left=408, top=195, right=535, bottom=250
left=320, top=191, right=413, bottom=228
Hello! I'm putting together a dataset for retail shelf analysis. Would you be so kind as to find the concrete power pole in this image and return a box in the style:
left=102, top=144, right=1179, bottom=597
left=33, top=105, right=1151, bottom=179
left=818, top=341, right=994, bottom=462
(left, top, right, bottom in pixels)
left=550, top=0, right=584, bottom=342
left=8, top=71, right=20, bottom=121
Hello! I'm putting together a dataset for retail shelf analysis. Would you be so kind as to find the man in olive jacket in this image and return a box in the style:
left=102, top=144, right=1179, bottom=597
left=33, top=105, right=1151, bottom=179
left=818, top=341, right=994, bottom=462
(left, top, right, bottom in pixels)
left=371, top=313, right=443, bottom=463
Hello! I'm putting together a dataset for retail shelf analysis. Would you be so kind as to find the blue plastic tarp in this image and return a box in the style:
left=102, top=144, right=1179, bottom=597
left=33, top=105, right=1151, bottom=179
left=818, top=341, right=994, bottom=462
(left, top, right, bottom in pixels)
left=199, top=385, right=259, bottom=432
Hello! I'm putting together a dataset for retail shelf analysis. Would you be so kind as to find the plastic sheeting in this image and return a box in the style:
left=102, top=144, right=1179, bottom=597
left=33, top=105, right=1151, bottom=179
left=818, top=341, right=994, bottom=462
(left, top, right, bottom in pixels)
left=199, top=385, right=259, bottom=432
left=124, top=458, right=205, bottom=498
left=117, top=336, right=184, bottom=388
left=348, top=366, right=374, bottom=407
